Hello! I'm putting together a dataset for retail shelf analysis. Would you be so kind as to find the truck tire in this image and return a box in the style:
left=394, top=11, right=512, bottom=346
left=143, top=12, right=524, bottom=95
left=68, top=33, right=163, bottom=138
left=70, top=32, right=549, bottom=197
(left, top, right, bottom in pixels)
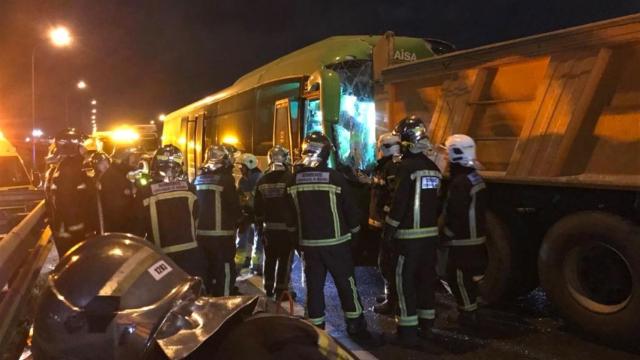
left=539, top=211, right=639, bottom=342
left=478, top=212, right=513, bottom=304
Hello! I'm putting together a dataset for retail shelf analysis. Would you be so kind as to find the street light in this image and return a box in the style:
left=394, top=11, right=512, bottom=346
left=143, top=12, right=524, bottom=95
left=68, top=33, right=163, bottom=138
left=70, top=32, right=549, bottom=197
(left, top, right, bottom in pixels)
left=92, top=108, right=97, bottom=114
left=32, top=25, right=73, bottom=169
left=32, top=129, right=44, bottom=138
left=65, top=80, right=87, bottom=126
left=91, top=115, right=96, bottom=120
left=158, top=113, right=166, bottom=121
left=91, top=99, right=97, bottom=105
left=48, top=26, right=72, bottom=47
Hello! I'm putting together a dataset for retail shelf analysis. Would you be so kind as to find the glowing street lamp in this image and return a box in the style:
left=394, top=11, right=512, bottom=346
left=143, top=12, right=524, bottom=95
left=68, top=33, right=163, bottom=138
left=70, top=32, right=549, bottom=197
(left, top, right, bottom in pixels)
left=92, top=108, right=97, bottom=114
left=77, top=80, right=87, bottom=89
left=158, top=113, right=166, bottom=121
left=48, top=26, right=73, bottom=47
left=91, top=114, right=96, bottom=120
left=32, top=25, right=74, bottom=168
left=32, top=129, right=44, bottom=138
left=91, top=99, right=97, bottom=105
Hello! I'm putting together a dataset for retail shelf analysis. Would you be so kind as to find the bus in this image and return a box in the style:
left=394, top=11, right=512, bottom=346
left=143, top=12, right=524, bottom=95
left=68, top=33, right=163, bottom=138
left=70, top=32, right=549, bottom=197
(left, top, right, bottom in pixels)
left=162, top=33, right=452, bottom=262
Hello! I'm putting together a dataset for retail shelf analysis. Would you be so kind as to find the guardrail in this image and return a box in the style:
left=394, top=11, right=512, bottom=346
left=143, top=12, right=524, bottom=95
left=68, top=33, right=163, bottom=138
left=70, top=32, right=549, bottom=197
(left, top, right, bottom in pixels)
left=0, top=201, right=51, bottom=358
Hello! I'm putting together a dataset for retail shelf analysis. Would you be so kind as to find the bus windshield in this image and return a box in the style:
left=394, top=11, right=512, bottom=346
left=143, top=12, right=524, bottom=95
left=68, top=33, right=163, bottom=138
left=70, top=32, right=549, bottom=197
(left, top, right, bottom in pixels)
left=327, top=60, right=377, bottom=172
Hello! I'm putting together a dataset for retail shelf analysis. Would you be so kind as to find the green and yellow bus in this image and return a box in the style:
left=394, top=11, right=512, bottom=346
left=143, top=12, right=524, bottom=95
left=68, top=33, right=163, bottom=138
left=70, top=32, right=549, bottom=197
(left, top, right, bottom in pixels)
left=162, top=33, right=452, bottom=178
left=162, top=33, right=451, bottom=261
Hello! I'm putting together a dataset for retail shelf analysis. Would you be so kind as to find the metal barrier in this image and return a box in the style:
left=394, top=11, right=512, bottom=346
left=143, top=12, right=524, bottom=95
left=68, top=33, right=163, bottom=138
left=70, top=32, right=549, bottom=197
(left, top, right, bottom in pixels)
left=0, top=201, right=51, bottom=357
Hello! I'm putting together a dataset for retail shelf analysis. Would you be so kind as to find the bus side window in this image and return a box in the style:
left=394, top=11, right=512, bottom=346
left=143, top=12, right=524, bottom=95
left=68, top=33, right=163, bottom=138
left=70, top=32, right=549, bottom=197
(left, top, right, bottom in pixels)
left=273, top=99, right=292, bottom=150
left=304, top=97, right=323, bottom=136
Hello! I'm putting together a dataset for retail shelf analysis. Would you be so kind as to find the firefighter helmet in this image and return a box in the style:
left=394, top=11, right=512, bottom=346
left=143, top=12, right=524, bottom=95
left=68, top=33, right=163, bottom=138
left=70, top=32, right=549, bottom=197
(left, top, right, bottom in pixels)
left=220, top=143, right=240, bottom=165
left=377, top=133, right=401, bottom=158
left=239, top=153, right=258, bottom=170
left=392, top=116, right=431, bottom=154
left=32, top=233, right=203, bottom=360
left=202, top=145, right=231, bottom=171
left=88, top=151, right=111, bottom=173
left=112, top=146, right=143, bottom=170
left=267, top=145, right=291, bottom=171
left=300, top=131, right=333, bottom=168
left=49, top=128, right=85, bottom=161
left=445, top=134, right=480, bottom=168
left=151, top=144, right=185, bottom=182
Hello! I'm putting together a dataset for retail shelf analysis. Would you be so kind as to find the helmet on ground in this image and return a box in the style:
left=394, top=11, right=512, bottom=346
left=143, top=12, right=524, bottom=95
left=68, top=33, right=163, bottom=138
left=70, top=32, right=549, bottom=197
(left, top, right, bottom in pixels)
left=377, top=133, right=401, bottom=157
left=202, top=145, right=231, bottom=171
left=49, top=128, right=85, bottom=161
left=88, top=151, right=111, bottom=173
left=267, top=145, right=291, bottom=171
left=239, top=153, right=258, bottom=170
left=300, top=131, right=332, bottom=168
left=392, top=116, right=431, bottom=154
left=445, top=134, right=479, bottom=168
left=32, top=233, right=203, bottom=360
left=151, top=144, right=185, bottom=182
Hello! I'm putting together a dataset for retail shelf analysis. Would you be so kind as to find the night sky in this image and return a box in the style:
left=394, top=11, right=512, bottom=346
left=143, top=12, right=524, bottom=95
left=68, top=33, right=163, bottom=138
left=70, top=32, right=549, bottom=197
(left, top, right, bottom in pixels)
left=1, top=0, right=639, bottom=139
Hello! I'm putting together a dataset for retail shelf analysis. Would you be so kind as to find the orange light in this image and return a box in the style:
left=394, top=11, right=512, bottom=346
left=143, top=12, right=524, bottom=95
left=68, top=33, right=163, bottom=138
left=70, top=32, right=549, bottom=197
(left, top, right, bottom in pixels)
left=221, top=135, right=239, bottom=145
left=48, top=26, right=72, bottom=47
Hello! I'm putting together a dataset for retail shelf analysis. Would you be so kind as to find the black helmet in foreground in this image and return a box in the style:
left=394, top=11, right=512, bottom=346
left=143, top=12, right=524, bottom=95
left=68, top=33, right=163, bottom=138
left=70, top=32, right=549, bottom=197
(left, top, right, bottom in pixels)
left=300, top=131, right=333, bottom=168
left=151, top=144, right=185, bottom=182
left=392, top=115, right=431, bottom=154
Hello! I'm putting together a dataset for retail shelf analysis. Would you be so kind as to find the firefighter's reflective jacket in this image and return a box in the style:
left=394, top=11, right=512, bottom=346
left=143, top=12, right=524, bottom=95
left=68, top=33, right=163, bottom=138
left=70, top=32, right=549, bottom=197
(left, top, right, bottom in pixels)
left=45, top=156, right=97, bottom=243
left=286, top=166, right=361, bottom=247
left=442, top=164, right=487, bottom=246
left=254, top=168, right=295, bottom=233
left=368, top=156, right=401, bottom=228
left=134, top=179, right=199, bottom=253
left=385, top=152, right=441, bottom=239
left=194, top=169, right=240, bottom=237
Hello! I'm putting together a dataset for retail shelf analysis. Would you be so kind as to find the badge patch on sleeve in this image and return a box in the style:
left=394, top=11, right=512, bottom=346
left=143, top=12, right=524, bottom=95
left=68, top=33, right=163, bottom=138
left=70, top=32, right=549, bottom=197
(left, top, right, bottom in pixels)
left=296, top=172, right=330, bottom=184
left=147, top=260, right=173, bottom=280
left=421, top=176, right=440, bottom=189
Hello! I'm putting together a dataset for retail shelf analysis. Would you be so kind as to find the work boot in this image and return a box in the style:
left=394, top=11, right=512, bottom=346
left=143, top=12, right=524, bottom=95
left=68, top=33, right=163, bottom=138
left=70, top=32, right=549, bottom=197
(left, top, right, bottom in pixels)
left=373, top=299, right=396, bottom=315
left=418, top=318, right=435, bottom=340
left=347, top=316, right=383, bottom=347
left=387, top=326, right=422, bottom=349
left=457, top=310, right=479, bottom=329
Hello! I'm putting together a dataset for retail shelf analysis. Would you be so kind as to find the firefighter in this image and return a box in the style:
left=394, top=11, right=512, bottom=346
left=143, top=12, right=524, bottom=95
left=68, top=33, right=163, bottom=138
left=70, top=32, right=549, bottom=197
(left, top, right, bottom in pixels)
left=442, top=134, right=488, bottom=326
left=236, top=152, right=263, bottom=274
left=383, top=116, right=441, bottom=347
left=194, top=145, right=241, bottom=296
left=254, top=145, right=296, bottom=298
left=133, top=144, right=207, bottom=279
left=44, top=128, right=98, bottom=257
left=286, top=131, right=373, bottom=343
left=99, top=147, right=139, bottom=233
left=86, top=151, right=111, bottom=234
left=369, top=133, right=402, bottom=315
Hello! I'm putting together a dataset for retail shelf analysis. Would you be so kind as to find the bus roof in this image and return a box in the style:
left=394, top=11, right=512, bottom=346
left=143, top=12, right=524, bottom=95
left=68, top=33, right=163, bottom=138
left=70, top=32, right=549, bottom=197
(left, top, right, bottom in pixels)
left=166, top=35, right=431, bottom=118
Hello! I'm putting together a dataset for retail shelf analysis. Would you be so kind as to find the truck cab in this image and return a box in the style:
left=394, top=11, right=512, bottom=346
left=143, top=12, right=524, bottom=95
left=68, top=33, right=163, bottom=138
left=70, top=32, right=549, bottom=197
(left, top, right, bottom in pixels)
left=0, top=132, right=43, bottom=236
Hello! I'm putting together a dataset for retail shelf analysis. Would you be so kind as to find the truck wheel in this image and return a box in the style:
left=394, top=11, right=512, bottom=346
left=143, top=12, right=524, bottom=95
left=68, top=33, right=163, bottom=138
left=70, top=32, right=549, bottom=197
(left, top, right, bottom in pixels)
left=478, top=212, right=513, bottom=304
left=539, top=211, right=639, bottom=341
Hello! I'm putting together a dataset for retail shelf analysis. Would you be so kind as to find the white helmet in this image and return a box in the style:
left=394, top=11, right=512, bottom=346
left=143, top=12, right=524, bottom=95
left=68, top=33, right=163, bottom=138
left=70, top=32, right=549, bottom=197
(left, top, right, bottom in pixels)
left=240, top=153, right=258, bottom=170
left=445, top=134, right=478, bottom=168
left=377, top=133, right=401, bottom=157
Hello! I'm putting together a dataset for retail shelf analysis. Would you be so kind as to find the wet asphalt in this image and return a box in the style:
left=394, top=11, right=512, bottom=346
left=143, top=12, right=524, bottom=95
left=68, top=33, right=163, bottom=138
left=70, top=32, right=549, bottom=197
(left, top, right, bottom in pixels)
left=239, top=253, right=640, bottom=360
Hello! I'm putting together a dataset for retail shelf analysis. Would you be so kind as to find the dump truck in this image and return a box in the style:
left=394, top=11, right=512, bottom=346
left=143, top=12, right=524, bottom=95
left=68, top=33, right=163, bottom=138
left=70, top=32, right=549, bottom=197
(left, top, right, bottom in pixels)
left=377, top=14, right=640, bottom=342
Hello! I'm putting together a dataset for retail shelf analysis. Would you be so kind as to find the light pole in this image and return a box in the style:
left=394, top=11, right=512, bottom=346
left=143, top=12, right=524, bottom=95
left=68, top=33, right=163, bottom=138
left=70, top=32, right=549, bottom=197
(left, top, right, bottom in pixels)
left=65, top=80, right=88, bottom=126
left=31, top=25, right=72, bottom=169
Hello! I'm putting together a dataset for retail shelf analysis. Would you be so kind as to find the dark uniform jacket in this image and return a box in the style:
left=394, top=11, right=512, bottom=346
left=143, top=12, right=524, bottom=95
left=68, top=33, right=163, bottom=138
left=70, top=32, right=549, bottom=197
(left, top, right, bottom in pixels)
left=98, top=163, right=135, bottom=233
left=194, top=168, right=240, bottom=237
left=254, top=168, right=295, bottom=232
left=368, top=155, right=401, bottom=228
left=134, top=179, right=199, bottom=253
left=286, top=166, right=361, bottom=247
left=45, top=156, right=97, bottom=242
left=442, top=164, right=487, bottom=246
left=385, top=152, right=442, bottom=239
